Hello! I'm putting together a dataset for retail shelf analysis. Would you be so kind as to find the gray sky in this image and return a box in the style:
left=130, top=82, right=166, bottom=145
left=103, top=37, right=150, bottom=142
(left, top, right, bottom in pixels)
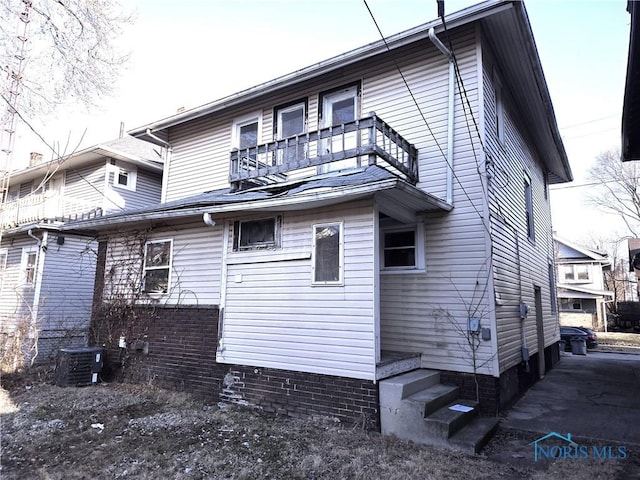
left=9, top=0, right=631, bottom=244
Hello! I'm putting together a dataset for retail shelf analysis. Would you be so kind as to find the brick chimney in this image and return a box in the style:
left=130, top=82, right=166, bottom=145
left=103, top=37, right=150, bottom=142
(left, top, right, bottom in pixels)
left=29, top=152, right=43, bottom=167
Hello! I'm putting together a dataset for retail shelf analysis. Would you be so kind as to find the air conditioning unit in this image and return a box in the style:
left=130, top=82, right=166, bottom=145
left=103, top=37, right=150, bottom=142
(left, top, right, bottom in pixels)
left=55, top=347, right=103, bottom=387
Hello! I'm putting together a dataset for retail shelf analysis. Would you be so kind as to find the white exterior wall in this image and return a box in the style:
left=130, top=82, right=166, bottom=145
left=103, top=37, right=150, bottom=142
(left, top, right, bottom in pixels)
left=37, top=234, right=97, bottom=357
left=482, top=39, right=558, bottom=374
left=219, top=199, right=376, bottom=380
left=0, top=237, right=38, bottom=330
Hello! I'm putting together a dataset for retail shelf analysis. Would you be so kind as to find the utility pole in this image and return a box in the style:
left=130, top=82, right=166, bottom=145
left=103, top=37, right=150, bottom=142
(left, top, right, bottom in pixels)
left=0, top=0, right=32, bottom=245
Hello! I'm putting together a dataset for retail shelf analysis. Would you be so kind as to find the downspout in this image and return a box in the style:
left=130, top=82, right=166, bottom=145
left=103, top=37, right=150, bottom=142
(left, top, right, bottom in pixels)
left=428, top=27, right=455, bottom=205
left=145, top=129, right=173, bottom=203
left=27, top=229, right=48, bottom=352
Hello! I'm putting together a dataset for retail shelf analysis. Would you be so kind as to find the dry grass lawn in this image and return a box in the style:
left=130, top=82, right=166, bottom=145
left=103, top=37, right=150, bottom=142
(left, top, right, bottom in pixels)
left=1, top=368, right=636, bottom=479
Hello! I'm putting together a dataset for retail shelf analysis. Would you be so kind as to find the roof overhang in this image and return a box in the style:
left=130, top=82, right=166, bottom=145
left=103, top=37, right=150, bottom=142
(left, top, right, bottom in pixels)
left=622, top=0, right=640, bottom=161
left=61, top=176, right=451, bottom=232
left=557, top=284, right=614, bottom=299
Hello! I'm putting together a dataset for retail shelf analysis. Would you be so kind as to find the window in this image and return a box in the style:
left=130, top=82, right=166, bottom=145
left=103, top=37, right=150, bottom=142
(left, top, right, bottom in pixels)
left=381, top=224, right=425, bottom=271
left=143, top=239, right=172, bottom=294
left=312, top=223, right=343, bottom=284
left=233, top=217, right=281, bottom=251
left=560, top=264, right=591, bottom=282
left=110, top=160, right=137, bottom=191
left=493, top=70, right=504, bottom=143
left=561, top=298, right=582, bottom=311
left=275, top=101, right=307, bottom=164
left=21, top=249, right=38, bottom=285
left=548, top=261, right=557, bottom=314
left=0, top=249, right=7, bottom=292
left=319, top=83, right=360, bottom=172
left=524, top=174, right=534, bottom=241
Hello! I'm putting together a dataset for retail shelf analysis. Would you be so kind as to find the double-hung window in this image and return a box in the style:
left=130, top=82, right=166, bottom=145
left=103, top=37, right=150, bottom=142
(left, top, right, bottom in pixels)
left=276, top=101, right=306, bottom=164
left=233, top=113, right=262, bottom=170
left=560, top=264, right=590, bottom=283
left=21, top=248, right=38, bottom=285
left=0, top=249, right=7, bottom=292
left=312, top=223, right=343, bottom=284
left=524, top=174, right=535, bottom=242
left=143, top=239, right=172, bottom=294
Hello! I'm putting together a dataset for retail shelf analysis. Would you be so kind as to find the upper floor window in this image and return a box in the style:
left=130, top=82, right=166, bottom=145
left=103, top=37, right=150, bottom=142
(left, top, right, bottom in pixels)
left=524, top=174, right=535, bottom=242
left=143, top=239, right=172, bottom=294
left=312, top=222, right=343, bottom=285
left=560, top=264, right=591, bottom=283
left=233, top=113, right=262, bottom=150
left=493, top=70, right=505, bottom=143
left=275, top=101, right=307, bottom=164
left=319, top=83, right=360, bottom=172
left=233, top=216, right=281, bottom=251
left=110, top=160, right=137, bottom=191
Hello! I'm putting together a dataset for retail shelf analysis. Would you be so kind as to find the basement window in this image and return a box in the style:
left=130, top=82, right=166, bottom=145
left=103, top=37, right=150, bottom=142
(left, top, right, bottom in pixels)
left=143, top=239, right=172, bottom=294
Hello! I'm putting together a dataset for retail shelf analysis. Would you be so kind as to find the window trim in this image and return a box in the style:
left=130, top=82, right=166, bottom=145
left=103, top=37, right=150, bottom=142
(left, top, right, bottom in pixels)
left=233, top=216, right=282, bottom=252
left=142, top=238, right=173, bottom=295
left=0, top=248, right=7, bottom=292
left=21, top=248, right=38, bottom=286
left=560, top=263, right=592, bottom=283
left=524, top=173, right=535, bottom=242
left=380, top=223, right=425, bottom=273
left=311, top=222, right=344, bottom=286
left=232, top=112, right=262, bottom=149
left=110, top=160, right=138, bottom=191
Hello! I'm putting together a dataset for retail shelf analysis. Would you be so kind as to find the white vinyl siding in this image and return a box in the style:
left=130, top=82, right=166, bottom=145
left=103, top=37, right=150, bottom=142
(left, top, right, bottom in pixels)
left=482, top=39, right=559, bottom=374
left=219, top=200, right=376, bottom=380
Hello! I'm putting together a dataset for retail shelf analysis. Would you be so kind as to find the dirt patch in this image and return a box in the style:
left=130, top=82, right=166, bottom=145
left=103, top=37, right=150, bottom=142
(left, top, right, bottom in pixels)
left=1, top=369, right=636, bottom=479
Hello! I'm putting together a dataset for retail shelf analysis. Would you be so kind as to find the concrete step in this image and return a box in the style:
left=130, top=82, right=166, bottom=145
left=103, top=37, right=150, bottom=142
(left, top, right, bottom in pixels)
left=406, top=383, right=460, bottom=417
left=450, top=417, right=500, bottom=454
left=379, top=369, right=441, bottom=406
left=424, top=400, right=479, bottom=439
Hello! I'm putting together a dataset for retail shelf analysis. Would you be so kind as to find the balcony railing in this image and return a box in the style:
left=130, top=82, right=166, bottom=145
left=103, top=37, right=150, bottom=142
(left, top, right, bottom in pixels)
left=0, top=193, right=103, bottom=228
left=229, top=112, right=418, bottom=189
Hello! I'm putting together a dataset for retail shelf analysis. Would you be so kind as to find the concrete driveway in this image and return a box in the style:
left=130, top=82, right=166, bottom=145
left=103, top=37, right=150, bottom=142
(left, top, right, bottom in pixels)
left=501, top=350, right=640, bottom=446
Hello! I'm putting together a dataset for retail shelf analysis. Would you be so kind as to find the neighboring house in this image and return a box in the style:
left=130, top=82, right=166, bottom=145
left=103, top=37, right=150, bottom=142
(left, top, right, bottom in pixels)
left=554, top=235, right=613, bottom=330
left=65, top=0, right=572, bottom=445
left=0, top=135, right=163, bottom=366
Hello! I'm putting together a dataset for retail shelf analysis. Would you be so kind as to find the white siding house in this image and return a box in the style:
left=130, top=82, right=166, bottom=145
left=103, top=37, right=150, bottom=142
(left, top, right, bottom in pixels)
left=66, top=0, right=572, bottom=433
left=0, top=135, right=163, bottom=365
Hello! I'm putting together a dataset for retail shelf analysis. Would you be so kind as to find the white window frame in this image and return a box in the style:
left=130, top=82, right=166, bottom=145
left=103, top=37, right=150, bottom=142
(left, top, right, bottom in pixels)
left=0, top=249, right=7, bottom=292
left=524, top=173, right=535, bottom=242
left=493, top=69, right=505, bottom=143
left=110, top=160, right=138, bottom=191
left=21, top=248, right=38, bottom=286
left=380, top=223, right=426, bottom=273
left=233, top=216, right=282, bottom=252
left=275, top=102, right=307, bottom=164
left=311, top=222, right=344, bottom=285
left=318, top=84, right=360, bottom=173
left=142, top=239, right=173, bottom=295
left=560, top=264, right=591, bottom=283
left=232, top=112, right=262, bottom=149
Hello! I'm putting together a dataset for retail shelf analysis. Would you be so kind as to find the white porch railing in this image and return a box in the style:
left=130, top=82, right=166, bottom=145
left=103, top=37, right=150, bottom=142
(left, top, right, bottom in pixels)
left=0, top=193, right=103, bottom=228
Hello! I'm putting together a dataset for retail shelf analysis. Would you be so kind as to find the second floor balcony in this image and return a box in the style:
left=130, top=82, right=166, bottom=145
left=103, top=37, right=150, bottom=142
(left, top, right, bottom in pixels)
left=230, top=112, right=418, bottom=190
left=1, top=193, right=103, bottom=229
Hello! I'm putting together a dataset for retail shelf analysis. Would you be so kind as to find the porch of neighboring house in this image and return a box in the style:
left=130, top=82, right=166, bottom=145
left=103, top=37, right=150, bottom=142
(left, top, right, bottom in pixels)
left=1, top=192, right=103, bottom=228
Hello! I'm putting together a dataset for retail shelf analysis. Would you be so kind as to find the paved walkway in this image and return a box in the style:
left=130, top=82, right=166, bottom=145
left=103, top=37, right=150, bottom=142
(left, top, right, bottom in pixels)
left=501, top=351, right=640, bottom=445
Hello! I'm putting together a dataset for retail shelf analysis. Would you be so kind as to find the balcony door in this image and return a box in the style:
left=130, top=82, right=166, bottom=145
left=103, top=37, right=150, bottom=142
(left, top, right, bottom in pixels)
left=276, top=102, right=306, bottom=165
left=319, top=84, right=359, bottom=173
left=44, top=174, right=63, bottom=218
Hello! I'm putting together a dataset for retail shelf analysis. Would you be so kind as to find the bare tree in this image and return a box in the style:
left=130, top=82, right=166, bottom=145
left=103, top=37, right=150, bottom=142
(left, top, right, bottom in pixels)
left=1, top=0, right=132, bottom=119
left=588, top=148, right=640, bottom=237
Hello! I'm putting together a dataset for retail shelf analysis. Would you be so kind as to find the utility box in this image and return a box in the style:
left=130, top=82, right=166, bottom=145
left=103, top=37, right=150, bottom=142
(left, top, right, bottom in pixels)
left=55, top=347, right=104, bottom=387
